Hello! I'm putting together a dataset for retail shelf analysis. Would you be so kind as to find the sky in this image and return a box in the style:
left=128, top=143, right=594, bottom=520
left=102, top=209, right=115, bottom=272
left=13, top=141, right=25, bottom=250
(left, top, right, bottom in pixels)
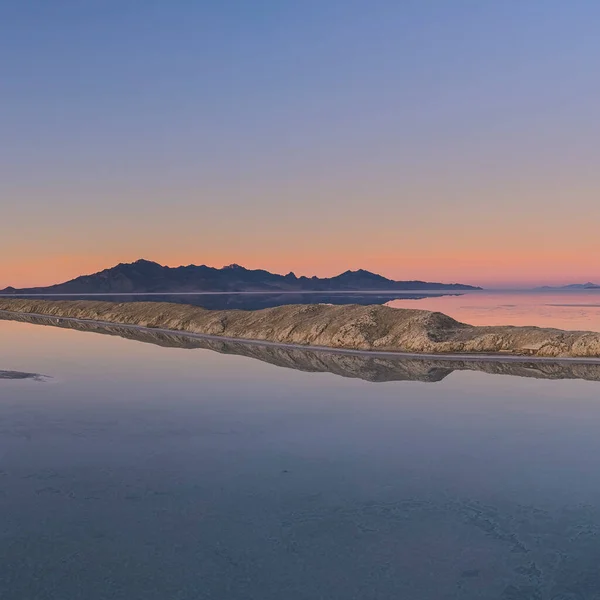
left=2, top=0, right=599, bottom=289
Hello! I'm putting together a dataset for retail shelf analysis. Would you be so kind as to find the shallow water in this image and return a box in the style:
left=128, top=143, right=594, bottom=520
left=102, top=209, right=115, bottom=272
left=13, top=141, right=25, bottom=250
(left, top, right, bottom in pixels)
left=0, top=290, right=458, bottom=311
left=387, top=289, right=600, bottom=332
left=3, top=318, right=600, bottom=599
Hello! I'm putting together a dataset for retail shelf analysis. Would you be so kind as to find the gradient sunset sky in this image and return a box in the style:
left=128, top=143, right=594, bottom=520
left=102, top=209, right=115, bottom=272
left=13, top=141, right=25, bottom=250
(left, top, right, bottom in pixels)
left=2, top=1, right=599, bottom=289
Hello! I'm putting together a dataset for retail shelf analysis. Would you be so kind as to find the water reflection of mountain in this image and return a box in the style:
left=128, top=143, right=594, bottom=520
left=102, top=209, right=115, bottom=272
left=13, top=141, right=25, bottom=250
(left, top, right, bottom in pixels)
left=3, top=291, right=460, bottom=311
left=4, top=312, right=600, bottom=384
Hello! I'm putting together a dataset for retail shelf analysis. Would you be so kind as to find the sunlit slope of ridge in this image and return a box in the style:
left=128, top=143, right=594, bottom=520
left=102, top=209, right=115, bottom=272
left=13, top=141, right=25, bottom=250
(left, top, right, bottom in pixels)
left=0, top=259, right=481, bottom=294
left=1, top=299, right=600, bottom=358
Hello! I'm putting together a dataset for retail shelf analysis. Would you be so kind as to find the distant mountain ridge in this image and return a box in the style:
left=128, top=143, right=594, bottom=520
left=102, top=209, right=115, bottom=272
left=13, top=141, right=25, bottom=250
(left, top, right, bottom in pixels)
left=536, top=282, right=600, bottom=290
left=0, top=259, right=481, bottom=294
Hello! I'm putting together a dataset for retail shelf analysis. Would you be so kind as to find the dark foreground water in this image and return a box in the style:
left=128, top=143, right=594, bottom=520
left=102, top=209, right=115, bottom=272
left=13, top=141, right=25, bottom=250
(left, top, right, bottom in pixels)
left=3, top=318, right=600, bottom=599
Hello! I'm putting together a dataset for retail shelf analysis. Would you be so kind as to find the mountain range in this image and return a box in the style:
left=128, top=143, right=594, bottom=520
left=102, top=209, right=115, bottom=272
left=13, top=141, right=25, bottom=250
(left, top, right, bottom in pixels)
left=0, top=259, right=481, bottom=294
left=536, top=282, right=600, bottom=290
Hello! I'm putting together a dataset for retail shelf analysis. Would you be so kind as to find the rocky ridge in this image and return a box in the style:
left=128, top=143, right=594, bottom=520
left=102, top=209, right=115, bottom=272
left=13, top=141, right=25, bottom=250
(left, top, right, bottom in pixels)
left=1, top=298, right=600, bottom=358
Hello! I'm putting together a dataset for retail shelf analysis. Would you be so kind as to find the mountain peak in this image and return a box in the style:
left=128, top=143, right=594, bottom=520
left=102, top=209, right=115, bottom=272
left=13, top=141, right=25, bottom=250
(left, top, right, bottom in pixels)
left=110, top=259, right=163, bottom=270
left=131, top=259, right=162, bottom=267
left=335, top=269, right=388, bottom=280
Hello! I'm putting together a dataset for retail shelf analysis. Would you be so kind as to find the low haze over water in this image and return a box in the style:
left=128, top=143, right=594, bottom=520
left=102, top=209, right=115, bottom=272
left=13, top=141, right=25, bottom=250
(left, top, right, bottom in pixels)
left=3, top=316, right=600, bottom=598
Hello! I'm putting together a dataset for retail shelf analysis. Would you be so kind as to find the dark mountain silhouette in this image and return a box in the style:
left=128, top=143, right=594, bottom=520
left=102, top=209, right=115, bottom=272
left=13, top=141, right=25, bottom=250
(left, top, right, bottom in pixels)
left=1, top=259, right=481, bottom=294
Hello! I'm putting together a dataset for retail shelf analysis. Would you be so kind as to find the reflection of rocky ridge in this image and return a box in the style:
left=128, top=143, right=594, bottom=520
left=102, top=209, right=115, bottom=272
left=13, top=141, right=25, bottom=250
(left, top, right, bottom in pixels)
left=0, top=369, right=49, bottom=382
left=4, top=312, right=600, bottom=383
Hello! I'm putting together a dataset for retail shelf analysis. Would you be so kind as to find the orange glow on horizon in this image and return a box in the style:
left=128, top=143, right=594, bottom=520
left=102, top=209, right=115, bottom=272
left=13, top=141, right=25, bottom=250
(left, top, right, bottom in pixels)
left=3, top=247, right=599, bottom=290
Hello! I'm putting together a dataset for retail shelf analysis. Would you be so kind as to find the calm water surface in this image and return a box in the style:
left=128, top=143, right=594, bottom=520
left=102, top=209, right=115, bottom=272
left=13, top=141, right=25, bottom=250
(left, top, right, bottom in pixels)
left=388, top=290, right=600, bottom=331
left=3, top=318, right=600, bottom=599
left=1, top=290, right=459, bottom=311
